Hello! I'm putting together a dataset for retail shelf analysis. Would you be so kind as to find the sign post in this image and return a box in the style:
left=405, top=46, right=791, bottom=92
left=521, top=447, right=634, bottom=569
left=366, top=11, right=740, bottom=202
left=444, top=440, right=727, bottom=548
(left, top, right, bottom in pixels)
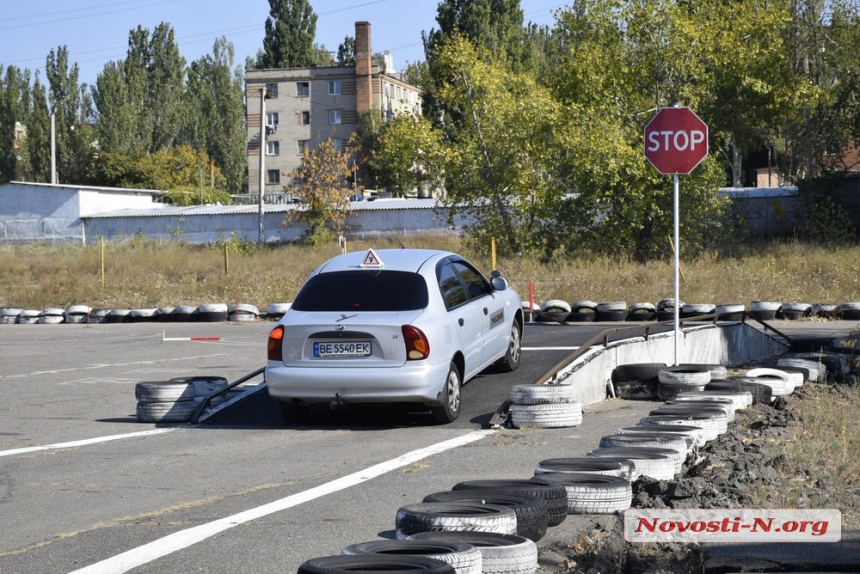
left=644, top=106, right=708, bottom=365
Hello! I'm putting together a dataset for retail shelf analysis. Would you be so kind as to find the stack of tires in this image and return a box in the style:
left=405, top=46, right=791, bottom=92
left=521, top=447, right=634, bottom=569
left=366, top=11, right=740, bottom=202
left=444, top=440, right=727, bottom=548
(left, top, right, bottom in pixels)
left=594, top=301, right=627, bottom=322
left=135, top=376, right=229, bottom=423
left=656, top=365, right=712, bottom=400
left=507, top=384, right=582, bottom=429
left=0, top=307, right=23, bottom=324
left=536, top=300, right=570, bottom=323
left=567, top=300, right=597, bottom=322
left=228, top=303, right=259, bottom=322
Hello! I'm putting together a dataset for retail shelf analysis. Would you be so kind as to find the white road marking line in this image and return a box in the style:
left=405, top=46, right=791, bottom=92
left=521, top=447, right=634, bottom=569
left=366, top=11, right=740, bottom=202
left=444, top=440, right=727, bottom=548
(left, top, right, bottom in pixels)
left=67, top=429, right=495, bottom=574
left=0, top=354, right=228, bottom=380
left=522, top=346, right=580, bottom=351
left=0, top=429, right=178, bottom=458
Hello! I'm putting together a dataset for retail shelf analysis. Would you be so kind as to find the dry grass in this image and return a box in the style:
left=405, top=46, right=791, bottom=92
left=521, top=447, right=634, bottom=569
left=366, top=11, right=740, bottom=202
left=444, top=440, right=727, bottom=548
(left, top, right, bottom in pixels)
left=1, top=236, right=859, bottom=310
left=760, top=384, right=860, bottom=529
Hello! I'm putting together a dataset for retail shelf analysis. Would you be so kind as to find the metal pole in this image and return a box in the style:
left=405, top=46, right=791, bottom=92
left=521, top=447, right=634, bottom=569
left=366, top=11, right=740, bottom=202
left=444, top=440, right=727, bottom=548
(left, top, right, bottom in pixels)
left=258, top=88, right=266, bottom=247
left=673, top=173, right=680, bottom=366
left=50, top=113, right=56, bottom=184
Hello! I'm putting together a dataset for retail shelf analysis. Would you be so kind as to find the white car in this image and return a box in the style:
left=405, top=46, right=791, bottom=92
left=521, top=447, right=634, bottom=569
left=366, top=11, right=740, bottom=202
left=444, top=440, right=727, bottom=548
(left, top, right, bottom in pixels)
left=265, top=248, right=523, bottom=423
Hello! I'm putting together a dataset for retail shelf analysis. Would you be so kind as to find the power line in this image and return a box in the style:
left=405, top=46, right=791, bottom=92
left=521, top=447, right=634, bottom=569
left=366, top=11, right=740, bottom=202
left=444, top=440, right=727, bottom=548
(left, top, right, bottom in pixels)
left=0, top=0, right=179, bottom=32
left=0, top=0, right=164, bottom=22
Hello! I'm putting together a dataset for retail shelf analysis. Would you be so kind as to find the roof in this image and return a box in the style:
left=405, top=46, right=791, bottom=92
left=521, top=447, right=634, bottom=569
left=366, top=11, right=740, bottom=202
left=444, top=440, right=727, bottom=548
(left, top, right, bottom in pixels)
left=317, top=248, right=453, bottom=274
left=7, top=181, right=163, bottom=195
left=83, top=198, right=442, bottom=219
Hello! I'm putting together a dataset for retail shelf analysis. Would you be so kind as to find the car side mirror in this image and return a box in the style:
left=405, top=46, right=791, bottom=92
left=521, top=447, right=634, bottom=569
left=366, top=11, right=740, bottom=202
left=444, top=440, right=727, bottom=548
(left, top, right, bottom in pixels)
left=491, top=276, right=508, bottom=291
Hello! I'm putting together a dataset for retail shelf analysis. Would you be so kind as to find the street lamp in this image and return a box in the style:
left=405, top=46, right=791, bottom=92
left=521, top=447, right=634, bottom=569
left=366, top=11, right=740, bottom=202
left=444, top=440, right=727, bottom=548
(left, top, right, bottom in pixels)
left=258, top=87, right=272, bottom=246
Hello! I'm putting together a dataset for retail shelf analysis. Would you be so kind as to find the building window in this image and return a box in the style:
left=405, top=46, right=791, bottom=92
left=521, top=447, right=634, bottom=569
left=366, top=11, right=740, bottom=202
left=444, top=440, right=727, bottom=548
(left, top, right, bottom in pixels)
left=266, top=141, right=280, bottom=156
left=265, top=83, right=278, bottom=98
left=329, top=110, right=342, bottom=125
left=298, top=140, right=309, bottom=154
left=266, top=112, right=279, bottom=127
left=332, top=139, right=342, bottom=152
left=267, top=169, right=280, bottom=184
left=297, top=82, right=309, bottom=97
left=298, top=111, right=310, bottom=125
left=328, top=81, right=341, bottom=96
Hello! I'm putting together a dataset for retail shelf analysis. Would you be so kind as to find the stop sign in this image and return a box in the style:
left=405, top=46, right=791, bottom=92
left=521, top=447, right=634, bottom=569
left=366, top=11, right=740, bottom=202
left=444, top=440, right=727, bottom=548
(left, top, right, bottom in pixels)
left=644, top=107, right=708, bottom=174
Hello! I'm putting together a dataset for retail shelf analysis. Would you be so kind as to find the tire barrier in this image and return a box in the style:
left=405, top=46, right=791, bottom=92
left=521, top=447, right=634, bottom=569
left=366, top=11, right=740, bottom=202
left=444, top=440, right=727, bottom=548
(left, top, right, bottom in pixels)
left=341, top=540, right=482, bottom=574
left=422, top=491, right=548, bottom=542
left=407, top=532, right=538, bottom=574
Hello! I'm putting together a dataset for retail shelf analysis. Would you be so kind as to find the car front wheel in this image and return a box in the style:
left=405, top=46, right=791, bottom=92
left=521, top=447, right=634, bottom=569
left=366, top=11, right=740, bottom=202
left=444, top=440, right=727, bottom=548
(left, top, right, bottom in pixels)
left=498, top=321, right=522, bottom=372
left=431, top=362, right=461, bottom=423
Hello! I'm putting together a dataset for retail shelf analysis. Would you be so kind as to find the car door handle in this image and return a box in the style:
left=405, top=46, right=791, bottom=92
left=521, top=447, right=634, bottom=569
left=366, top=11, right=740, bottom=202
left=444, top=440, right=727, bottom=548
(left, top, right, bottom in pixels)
left=458, top=318, right=464, bottom=326
left=483, top=308, right=488, bottom=315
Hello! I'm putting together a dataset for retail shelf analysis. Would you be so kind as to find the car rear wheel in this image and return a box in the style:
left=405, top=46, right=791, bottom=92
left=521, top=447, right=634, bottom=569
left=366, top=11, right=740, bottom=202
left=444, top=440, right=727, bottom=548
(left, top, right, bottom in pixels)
left=498, top=321, right=521, bottom=372
left=431, top=363, right=461, bottom=424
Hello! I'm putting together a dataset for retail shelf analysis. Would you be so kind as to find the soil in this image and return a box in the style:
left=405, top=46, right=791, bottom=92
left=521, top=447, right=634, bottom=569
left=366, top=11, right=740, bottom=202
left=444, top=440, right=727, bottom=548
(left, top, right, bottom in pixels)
left=536, top=358, right=860, bottom=574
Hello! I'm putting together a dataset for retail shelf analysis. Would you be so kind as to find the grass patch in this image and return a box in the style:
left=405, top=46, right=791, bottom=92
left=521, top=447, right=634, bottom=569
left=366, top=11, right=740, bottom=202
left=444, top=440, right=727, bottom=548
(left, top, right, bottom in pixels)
left=1, top=237, right=859, bottom=309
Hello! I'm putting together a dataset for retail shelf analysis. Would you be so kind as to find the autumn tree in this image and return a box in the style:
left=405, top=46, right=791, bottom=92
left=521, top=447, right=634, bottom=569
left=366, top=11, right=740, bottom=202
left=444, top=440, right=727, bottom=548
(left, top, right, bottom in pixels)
left=286, top=139, right=357, bottom=244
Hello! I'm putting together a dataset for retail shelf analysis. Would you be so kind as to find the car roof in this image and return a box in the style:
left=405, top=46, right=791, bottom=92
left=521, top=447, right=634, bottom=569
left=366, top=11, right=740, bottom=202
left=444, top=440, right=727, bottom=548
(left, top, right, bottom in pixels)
left=316, top=249, right=456, bottom=274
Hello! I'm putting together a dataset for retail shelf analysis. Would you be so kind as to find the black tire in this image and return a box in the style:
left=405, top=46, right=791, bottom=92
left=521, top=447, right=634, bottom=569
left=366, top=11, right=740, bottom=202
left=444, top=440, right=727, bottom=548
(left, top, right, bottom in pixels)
left=452, top=479, right=568, bottom=528
left=566, top=311, right=595, bottom=322
left=423, top=491, right=548, bottom=542
left=626, top=310, right=656, bottom=322
left=657, top=383, right=691, bottom=401
left=594, top=309, right=628, bottom=322
left=706, top=379, right=772, bottom=404
left=611, top=363, right=666, bottom=383
left=497, top=321, right=522, bottom=373
left=135, top=380, right=196, bottom=403
left=395, top=503, right=517, bottom=539
left=530, top=473, right=632, bottom=514
left=598, top=433, right=689, bottom=454
left=614, top=425, right=706, bottom=448
left=431, top=363, right=462, bottom=423
left=298, top=555, right=455, bottom=574
left=586, top=447, right=679, bottom=480
left=535, top=310, right=569, bottom=323
left=406, top=532, right=537, bottom=574
left=341, top=540, right=481, bottom=574
left=612, top=380, right=659, bottom=400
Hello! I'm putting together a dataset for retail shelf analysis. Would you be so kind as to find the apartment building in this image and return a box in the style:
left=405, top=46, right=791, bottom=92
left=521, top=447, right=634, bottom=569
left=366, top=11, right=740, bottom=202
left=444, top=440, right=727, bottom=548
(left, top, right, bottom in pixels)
left=245, top=21, right=422, bottom=196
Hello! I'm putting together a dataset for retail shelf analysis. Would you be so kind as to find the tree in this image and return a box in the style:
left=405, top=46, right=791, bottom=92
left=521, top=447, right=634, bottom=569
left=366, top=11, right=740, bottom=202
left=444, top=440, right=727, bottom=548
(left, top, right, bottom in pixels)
left=373, top=114, right=447, bottom=195
left=336, top=36, right=355, bottom=66
left=255, top=0, right=320, bottom=69
left=45, top=46, right=96, bottom=183
left=0, top=66, right=31, bottom=182
left=93, top=23, right=186, bottom=157
left=286, top=139, right=357, bottom=244
left=185, top=38, right=247, bottom=195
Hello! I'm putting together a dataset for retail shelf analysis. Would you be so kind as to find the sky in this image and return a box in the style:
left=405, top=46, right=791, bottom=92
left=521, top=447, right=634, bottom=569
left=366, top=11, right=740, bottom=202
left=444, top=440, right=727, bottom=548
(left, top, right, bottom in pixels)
left=0, top=0, right=565, bottom=88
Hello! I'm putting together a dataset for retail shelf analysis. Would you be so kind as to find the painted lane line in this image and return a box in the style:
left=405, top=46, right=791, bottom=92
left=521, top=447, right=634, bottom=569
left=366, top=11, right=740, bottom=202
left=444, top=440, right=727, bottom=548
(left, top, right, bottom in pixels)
left=0, top=429, right=178, bottom=458
left=68, top=429, right=495, bottom=574
left=0, top=354, right=228, bottom=380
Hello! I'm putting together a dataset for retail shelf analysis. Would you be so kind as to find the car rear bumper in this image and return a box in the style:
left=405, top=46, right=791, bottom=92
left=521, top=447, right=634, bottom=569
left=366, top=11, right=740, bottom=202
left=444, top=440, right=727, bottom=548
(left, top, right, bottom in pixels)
left=265, top=359, right=451, bottom=406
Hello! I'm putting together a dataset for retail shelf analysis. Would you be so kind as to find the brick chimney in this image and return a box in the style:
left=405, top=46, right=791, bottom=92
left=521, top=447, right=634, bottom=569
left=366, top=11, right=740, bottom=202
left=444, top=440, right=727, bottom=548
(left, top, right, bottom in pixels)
left=355, top=21, right=372, bottom=114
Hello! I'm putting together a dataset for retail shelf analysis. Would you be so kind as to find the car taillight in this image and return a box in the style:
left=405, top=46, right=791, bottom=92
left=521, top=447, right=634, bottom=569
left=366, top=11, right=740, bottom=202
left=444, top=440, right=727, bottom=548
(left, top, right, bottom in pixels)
left=268, top=326, right=284, bottom=361
left=402, top=325, right=430, bottom=361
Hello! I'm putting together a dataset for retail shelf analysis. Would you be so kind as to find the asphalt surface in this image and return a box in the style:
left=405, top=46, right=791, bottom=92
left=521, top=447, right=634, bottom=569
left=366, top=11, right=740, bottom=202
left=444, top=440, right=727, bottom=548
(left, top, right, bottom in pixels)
left=0, top=319, right=858, bottom=573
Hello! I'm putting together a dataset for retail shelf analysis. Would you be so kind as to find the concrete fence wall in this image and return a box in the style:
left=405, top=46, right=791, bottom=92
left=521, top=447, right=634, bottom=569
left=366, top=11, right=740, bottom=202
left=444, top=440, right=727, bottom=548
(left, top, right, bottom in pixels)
left=550, top=322, right=789, bottom=406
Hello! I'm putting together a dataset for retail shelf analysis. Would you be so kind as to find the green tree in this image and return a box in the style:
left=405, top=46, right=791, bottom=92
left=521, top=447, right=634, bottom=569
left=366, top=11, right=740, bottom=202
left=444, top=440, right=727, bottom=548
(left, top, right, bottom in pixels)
left=373, top=114, right=447, bottom=195
left=45, top=46, right=96, bottom=183
left=287, top=138, right=357, bottom=244
left=19, top=76, right=52, bottom=182
left=255, top=0, right=320, bottom=68
left=185, top=38, right=247, bottom=195
left=0, top=66, right=31, bottom=182
left=336, top=36, right=355, bottom=66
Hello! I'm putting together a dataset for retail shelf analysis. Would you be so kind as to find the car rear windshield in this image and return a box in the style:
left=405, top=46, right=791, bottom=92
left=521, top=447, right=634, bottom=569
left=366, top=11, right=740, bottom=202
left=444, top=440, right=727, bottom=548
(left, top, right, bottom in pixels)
left=291, top=270, right=429, bottom=312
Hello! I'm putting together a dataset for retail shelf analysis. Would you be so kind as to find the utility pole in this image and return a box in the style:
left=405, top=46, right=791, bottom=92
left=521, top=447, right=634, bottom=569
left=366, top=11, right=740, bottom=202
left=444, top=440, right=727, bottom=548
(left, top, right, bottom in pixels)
left=50, top=113, right=57, bottom=184
left=258, top=88, right=266, bottom=246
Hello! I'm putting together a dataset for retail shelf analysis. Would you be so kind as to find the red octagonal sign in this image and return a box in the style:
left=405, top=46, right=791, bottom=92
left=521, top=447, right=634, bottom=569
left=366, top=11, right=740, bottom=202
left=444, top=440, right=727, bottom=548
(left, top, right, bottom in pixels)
left=644, top=107, right=709, bottom=174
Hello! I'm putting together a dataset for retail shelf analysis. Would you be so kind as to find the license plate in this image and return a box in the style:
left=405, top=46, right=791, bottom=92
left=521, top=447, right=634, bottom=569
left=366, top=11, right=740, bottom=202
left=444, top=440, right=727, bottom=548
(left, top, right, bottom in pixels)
left=313, top=341, right=372, bottom=358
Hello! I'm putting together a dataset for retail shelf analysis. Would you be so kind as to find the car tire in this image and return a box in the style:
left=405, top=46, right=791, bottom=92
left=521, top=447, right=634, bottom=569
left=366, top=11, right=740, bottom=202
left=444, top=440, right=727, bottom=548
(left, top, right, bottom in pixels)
left=612, top=380, right=659, bottom=400
left=406, top=532, right=538, bottom=574
left=611, top=363, right=666, bottom=383
left=658, top=366, right=712, bottom=387
left=135, top=380, right=196, bottom=403
left=452, top=479, right=568, bottom=528
left=497, top=321, right=522, bottom=373
left=136, top=400, right=196, bottom=423
left=586, top=447, right=679, bottom=480
left=509, top=403, right=582, bottom=429
left=298, top=555, right=456, bottom=574
left=598, top=433, right=690, bottom=455
left=509, top=384, right=577, bottom=404
left=706, top=379, right=773, bottom=404
left=341, top=540, right=481, bottom=574
left=531, top=473, right=632, bottom=514
left=395, top=503, right=517, bottom=540
left=431, top=363, right=462, bottom=424
left=422, top=491, right=548, bottom=542
left=533, top=458, right=634, bottom=479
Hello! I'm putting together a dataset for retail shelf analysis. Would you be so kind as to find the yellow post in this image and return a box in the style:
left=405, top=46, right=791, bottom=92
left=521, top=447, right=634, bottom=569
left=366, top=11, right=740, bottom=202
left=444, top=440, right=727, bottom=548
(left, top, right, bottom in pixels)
left=668, top=235, right=686, bottom=283
left=224, top=242, right=229, bottom=275
left=491, top=237, right=497, bottom=271
left=100, top=236, right=105, bottom=288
